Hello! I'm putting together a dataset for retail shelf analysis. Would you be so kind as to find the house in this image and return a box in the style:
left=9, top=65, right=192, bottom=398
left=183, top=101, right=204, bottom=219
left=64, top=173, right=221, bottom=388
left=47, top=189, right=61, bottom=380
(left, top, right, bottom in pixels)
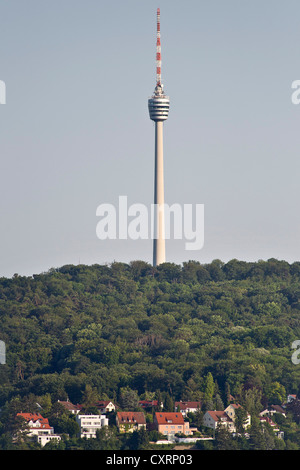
left=203, top=411, right=235, bottom=433
left=76, top=414, right=109, bottom=439
left=174, top=401, right=202, bottom=417
left=153, top=412, right=192, bottom=438
left=260, top=405, right=286, bottom=418
left=95, top=401, right=116, bottom=414
left=259, top=416, right=284, bottom=439
left=57, top=399, right=81, bottom=414
left=287, top=394, right=297, bottom=403
left=224, top=404, right=251, bottom=429
left=271, top=404, right=286, bottom=416
left=139, top=400, right=161, bottom=410
left=16, top=412, right=61, bottom=447
left=116, top=412, right=146, bottom=433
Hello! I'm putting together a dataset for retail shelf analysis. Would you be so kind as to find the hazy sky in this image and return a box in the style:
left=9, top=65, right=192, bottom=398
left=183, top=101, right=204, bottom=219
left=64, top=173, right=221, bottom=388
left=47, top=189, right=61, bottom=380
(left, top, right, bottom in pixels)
left=1, top=0, right=300, bottom=278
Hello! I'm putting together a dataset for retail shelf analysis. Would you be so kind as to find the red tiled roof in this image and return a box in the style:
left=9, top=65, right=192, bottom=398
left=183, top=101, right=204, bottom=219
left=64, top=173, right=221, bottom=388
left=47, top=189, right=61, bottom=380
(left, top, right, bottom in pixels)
left=17, top=413, right=52, bottom=429
left=117, top=412, right=146, bottom=425
left=155, top=412, right=185, bottom=425
left=206, top=411, right=233, bottom=423
left=259, top=416, right=276, bottom=426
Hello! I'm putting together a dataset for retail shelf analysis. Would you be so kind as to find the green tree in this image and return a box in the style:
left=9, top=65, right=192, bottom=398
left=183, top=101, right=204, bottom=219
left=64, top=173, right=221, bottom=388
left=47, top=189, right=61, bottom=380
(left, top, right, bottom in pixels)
left=242, top=388, right=262, bottom=416
left=214, top=394, right=224, bottom=411
left=249, top=417, right=266, bottom=450
left=215, top=425, right=238, bottom=450
left=204, top=372, right=214, bottom=403
left=119, top=388, right=139, bottom=410
left=266, top=382, right=286, bottom=405
left=235, top=406, right=249, bottom=434
left=81, top=384, right=99, bottom=410
left=155, top=390, right=163, bottom=412
left=96, top=426, right=121, bottom=450
left=163, top=393, right=174, bottom=412
left=127, top=427, right=149, bottom=450
left=224, top=382, right=231, bottom=406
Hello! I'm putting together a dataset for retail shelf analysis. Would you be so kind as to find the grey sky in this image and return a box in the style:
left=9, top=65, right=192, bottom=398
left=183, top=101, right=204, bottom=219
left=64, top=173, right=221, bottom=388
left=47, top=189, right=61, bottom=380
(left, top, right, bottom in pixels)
left=1, top=0, right=300, bottom=277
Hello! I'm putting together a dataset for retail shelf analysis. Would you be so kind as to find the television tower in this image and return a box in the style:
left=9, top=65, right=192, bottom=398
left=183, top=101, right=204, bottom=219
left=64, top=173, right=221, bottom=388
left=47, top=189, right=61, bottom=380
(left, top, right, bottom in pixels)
left=148, top=8, right=170, bottom=267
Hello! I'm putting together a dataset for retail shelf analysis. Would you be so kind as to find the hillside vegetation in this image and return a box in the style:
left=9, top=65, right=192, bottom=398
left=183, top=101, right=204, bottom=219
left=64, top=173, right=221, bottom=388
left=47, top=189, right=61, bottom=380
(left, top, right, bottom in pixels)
left=1, top=258, right=300, bottom=448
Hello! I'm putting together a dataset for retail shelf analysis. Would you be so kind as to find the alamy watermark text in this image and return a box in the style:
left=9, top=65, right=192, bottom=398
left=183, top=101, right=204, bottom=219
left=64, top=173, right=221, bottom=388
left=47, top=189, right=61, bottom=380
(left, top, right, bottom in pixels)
left=96, top=196, right=204, bottom=251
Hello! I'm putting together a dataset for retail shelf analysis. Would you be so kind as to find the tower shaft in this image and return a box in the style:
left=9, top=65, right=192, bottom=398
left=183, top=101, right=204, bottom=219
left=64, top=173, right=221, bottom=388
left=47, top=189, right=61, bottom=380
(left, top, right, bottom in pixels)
left=153, top=121, right=165, bottom=266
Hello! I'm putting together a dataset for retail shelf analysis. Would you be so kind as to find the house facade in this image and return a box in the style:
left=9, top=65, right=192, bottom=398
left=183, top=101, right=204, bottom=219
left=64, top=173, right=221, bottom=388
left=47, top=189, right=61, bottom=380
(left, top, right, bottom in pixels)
left=259, top=416, right=284, bottom=440
left=95, top=401, right=116, bottom=414
left=174, top=401, right=202, bottom=417
left=203, top=411, right=235, bottom=433
left=116, top=412, right=146, bottom=433
left=76, top=414, right=109, bottom=439
left=260, top=405, right=286, bottom=418
left=154, top=412, right=192, bottom=438
left=224, top=404, right=251, bottom=429
left=203, top=403, right=251, bottom=434
left=287, top=394, right=296, bottom=403
left=16, top=412, right=61, bottom=447
left=57, top=400, right=81, bottom=414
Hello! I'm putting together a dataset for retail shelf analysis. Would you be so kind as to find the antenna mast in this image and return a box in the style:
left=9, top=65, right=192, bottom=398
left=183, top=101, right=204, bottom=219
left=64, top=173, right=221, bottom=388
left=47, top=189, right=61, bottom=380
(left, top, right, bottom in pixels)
left=156, top=8, right=161, bottom=87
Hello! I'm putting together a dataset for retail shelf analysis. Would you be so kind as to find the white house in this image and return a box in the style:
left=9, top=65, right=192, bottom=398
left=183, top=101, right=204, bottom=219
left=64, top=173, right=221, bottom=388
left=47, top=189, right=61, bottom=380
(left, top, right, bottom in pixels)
left=260, top=405, right=286, bottom=418
left=174, top=401, right=202, bottom=417
left=76, top=414, right=109, bottom=439
left=36, top=433, right=62, bottom=447
left=95, top=400, right=116, bottom=414
left=287, top=394, right=297, bottom=403
left=16, top=412, right=61, bottom=447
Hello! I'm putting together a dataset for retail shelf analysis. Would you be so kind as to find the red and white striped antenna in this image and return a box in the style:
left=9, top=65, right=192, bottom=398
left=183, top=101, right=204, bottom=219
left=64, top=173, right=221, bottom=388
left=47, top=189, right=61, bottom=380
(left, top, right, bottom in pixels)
left=156, top=8, right=161, bottom=87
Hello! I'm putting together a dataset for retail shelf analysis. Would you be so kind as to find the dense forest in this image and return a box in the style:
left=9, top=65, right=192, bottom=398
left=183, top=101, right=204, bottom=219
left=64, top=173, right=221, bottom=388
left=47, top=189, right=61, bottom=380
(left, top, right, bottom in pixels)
left=1, top=258, right=300, bottom=450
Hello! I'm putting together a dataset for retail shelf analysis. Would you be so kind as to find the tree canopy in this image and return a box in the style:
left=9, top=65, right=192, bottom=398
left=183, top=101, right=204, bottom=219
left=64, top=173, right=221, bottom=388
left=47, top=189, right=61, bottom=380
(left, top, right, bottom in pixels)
left=1, top=258, right=300, bottom=448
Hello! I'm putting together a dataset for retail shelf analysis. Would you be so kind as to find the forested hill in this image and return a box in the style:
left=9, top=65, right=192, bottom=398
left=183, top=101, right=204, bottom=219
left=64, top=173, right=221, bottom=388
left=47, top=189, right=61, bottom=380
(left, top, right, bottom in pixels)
left=1, top=258, right=300, bottom=408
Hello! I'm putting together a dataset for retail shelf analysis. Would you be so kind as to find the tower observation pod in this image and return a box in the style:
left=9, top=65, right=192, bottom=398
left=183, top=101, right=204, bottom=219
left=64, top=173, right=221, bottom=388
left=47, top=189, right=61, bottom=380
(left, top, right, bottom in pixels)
left=148, top=8, right=170, bottom=267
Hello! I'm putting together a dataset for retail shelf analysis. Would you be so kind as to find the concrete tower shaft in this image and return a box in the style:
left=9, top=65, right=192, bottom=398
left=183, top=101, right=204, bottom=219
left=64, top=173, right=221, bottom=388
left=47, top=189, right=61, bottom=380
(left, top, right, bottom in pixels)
left=153, top=120, right=165, bottom=266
